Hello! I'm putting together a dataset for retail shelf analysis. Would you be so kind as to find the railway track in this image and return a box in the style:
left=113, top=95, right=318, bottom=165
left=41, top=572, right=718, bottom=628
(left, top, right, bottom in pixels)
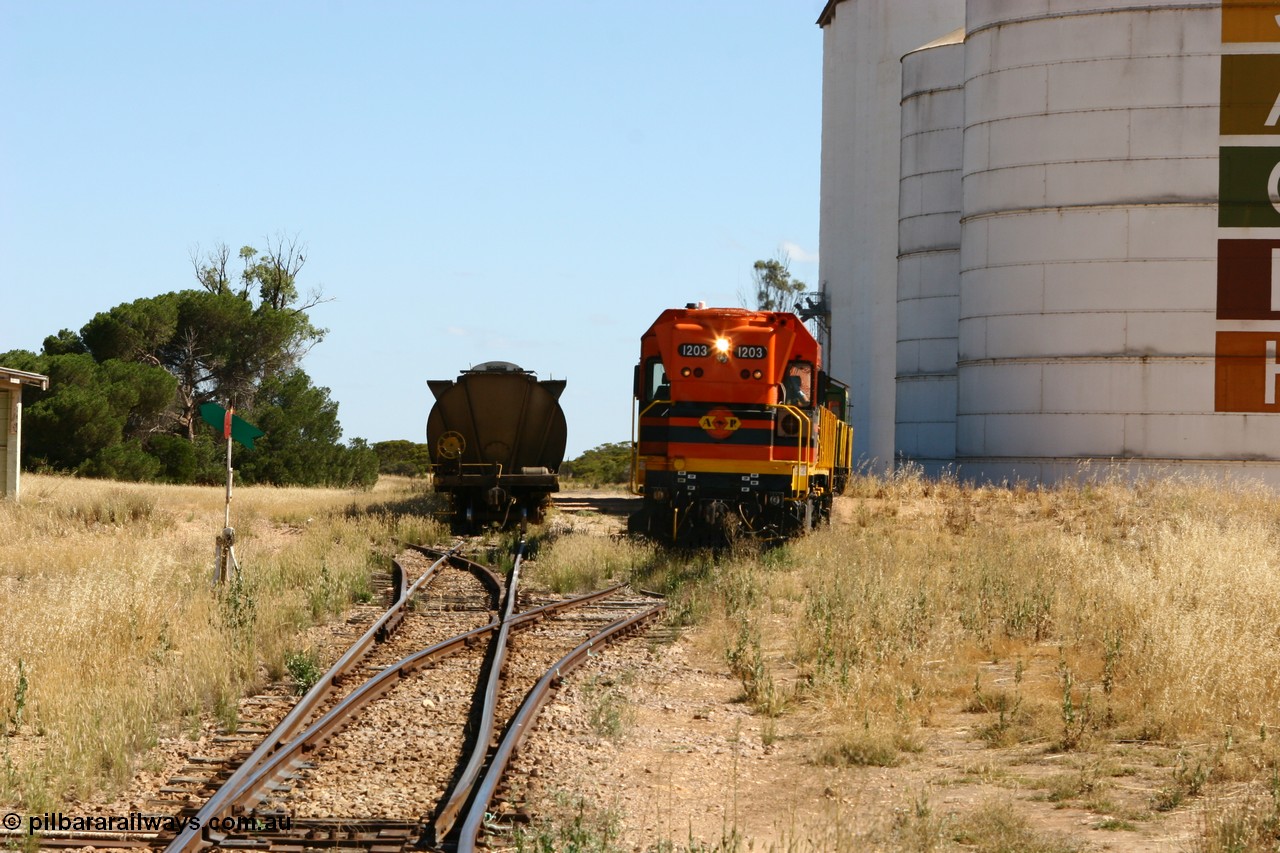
left=23, top=540, right=663, bottom=852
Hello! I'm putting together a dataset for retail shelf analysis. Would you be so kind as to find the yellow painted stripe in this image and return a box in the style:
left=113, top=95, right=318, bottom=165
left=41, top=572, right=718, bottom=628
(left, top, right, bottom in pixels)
left=639, top=456, right=837, bottom=478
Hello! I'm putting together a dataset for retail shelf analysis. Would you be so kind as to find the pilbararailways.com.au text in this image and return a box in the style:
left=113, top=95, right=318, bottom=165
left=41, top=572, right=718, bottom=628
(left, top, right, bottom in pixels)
left=5, top=812, right=293, bottom=835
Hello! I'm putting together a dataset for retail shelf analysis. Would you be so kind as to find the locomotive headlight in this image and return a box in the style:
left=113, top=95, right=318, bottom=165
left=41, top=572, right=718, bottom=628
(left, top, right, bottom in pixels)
left=714, top=337, right=731, bottom=354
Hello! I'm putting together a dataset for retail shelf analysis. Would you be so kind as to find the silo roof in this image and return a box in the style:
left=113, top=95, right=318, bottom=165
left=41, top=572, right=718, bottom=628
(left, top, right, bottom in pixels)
left=907, top=27, right=966, bottom=54
left=816, top=0, right=844, bottom=26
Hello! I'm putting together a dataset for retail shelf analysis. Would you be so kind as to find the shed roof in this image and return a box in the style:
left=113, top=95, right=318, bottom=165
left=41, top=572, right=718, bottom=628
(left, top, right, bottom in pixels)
left=0, top=367, right=50, bottom=391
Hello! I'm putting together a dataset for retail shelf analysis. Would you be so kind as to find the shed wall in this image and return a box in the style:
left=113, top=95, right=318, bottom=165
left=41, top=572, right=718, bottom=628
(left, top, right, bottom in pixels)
left=1, top=388, right=13, bottom=500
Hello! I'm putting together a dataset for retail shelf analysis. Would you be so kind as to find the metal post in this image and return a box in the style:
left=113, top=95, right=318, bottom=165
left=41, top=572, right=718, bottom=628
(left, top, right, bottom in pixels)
left=214, top=415, right=240, bottom=584
left=224, top=431, right=233, bottom=530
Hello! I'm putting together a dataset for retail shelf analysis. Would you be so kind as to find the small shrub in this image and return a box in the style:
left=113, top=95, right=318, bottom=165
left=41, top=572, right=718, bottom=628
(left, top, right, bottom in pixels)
left=952, top=800, right=1081, bottom=853
left=1195, top=772, right=1280, bottom=853
left=10, top=659, right=28, bottom=734
left=582, top=676, right=630, bottom=741
left=285, top=650, right=323, bottom=696
left=818, top=722, right=918, bottom=768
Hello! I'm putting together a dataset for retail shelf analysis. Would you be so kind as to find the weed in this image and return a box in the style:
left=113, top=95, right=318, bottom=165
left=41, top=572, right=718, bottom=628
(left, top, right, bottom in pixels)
left=1101, top=629, right=1122, bottom=696
left=1195, top=775, right=1280, bottom=853
left=213, top=692, right=238, bottom=733
left=308, top=561, right=339, bottom=617
left=886, top=788, right=950, bottom=851
left=1154, top=749, right=1218, bottom=811
left=351, top=571, right=374, bottom=604
left=760, top=717, right=778, bottom=748
left=818, top=716, right=918, bottom=768
left=1034, top=769, right=1101, bottom=804
left=217, top=570, right=257, bottom=645
left=582, top=676, right=629, bottom=741
left=1056, top=652, right=1093, bottom=751
left=10, top=660, right=28, bottom=734
left=952, top=800, right=1081, bottom=853
left=964, top=674, right=1015, bottom=715
left=285, top=649, right=324, bottom=696
left=513, top=795, right=621, bottom=852
left=724, top=618, right=784, bottom=716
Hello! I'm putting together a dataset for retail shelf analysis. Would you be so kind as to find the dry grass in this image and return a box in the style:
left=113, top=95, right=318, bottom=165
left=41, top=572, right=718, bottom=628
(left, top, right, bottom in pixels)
left=0, top=473, right=445, bottom=809
left=623, top=467, right=1280, bottom=849
left=527, top=533, right=657, bottom=595
left=693, top=470, right=1280, bottom=746
left=1194, top=780, right=1280, bottom=853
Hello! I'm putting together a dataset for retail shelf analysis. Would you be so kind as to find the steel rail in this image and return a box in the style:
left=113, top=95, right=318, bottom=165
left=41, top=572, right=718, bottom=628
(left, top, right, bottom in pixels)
left=184, top=583, right=634, bottom=850
left=406, top=544, right=504, bottom=607
left=426, top=540, right=524, bottom=844
left=455, top=600, right=667, bottom=852
left=218, top=626, right=497, bottom=836
left=162, top=542, right=463, bottom=853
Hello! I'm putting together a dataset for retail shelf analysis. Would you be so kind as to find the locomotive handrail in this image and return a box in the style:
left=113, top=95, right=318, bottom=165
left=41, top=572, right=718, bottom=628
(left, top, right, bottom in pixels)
left=767, top=402, right=814, bottom=496
left=821, top=408, right=840, bottom=473
left=816, top=405, right=854, bottom=476
left=630, top=400, right=639, bottom=494
left=631, top=397, right=672, bottom=494
left=637, top=398, right=671, bottom=417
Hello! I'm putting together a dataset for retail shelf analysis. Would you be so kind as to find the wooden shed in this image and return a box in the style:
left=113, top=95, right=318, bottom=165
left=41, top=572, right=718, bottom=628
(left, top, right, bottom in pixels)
left=1, top=367, right=50, bottom=501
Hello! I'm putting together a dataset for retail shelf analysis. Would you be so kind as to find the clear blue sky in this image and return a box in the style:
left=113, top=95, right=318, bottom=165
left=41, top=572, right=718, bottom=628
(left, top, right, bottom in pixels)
left=1, top=1, right=826, bottom=458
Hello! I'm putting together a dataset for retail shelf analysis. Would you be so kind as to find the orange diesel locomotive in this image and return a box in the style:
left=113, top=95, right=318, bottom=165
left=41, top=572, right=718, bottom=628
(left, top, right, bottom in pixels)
left=629, top=304, right=853, bottom=543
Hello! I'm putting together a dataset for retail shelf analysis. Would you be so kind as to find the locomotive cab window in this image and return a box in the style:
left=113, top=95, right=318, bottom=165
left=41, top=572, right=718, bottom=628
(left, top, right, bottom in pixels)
left=783, top=361, right=814, bottom=407
left=644, top=358, right=670, bottom=403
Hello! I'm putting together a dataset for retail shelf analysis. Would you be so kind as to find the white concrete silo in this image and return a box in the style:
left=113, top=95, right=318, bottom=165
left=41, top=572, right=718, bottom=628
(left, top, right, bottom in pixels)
left=896, top=29, right=964, bottom=474
left=955, top=0, right=1259, bottom=481
left=817, top=0, right=965, bottom=471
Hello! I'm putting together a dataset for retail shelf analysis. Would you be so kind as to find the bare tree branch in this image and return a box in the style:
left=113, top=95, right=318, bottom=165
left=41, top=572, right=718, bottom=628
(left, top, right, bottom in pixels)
left=190, top=242, right=232, bottom=295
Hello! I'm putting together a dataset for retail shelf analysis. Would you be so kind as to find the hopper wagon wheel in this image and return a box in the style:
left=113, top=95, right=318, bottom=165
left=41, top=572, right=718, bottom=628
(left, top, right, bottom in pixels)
left=450, top=501, right=474, bottom=535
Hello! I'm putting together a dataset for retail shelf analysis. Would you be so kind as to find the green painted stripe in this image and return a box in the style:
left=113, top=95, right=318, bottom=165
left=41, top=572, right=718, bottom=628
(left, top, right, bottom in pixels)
left=1220, top=146, right=1280, bottom=227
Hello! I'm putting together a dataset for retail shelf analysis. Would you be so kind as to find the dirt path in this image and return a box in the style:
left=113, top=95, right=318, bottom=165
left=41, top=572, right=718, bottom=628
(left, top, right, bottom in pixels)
left=524, top=490, right=1204, bottom=851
